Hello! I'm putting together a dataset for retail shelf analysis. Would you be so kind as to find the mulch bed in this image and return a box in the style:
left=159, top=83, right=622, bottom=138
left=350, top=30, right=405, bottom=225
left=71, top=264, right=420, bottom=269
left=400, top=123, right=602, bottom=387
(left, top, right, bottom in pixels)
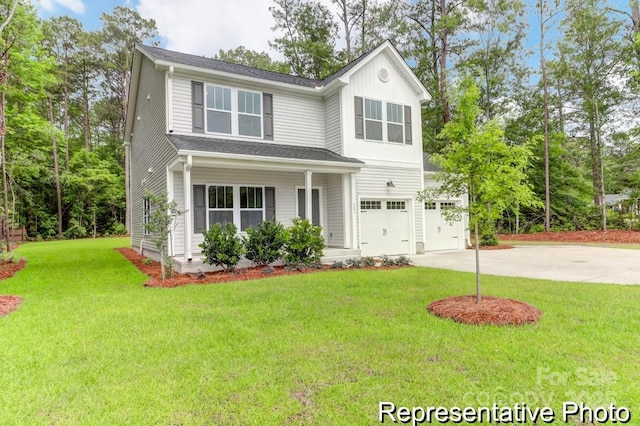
left=0, top=259, right=26, bottom=317
left=0, top=259, right=26, bottom=281
left=499, top=229, right=640, bottom=244
left=116, top=247, right=407, bottom=288
left=0, top=295, right=23, bottom=317
left=428, top=295, right=542, bottom=326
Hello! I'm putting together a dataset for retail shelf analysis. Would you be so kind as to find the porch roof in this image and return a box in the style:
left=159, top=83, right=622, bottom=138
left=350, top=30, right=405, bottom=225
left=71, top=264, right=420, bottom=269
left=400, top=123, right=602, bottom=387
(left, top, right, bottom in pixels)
left=168, top=134, right=364, bottom=167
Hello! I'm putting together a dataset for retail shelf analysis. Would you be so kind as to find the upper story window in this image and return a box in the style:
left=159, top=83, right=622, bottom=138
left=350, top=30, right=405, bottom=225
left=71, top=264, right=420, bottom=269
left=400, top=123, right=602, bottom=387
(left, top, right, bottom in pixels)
left=206, top=86, right=232, bottom=134
left=238, top=90, right=262, bottom=137
left=387, top=103, right=404, bottom=143
left=205, top=85, right=262, bottom=138
left=364, top=99, right=383, bottom=141
left=355, top=96, right=412, bottom=145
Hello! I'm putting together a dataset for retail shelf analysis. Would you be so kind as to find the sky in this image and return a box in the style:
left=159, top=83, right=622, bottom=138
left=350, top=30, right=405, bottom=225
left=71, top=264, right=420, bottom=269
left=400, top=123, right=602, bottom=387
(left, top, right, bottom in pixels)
left=35, top=0, right=294, bottom=58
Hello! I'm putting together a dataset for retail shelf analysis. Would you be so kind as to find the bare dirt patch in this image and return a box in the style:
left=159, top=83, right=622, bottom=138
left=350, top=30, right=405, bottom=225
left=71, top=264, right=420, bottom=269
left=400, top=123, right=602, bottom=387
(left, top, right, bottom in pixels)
left=116, top=248, right=407, bottom=288
left=499, top=230, right=640, bottom=244
left=428, top=295, right=542, bottom=326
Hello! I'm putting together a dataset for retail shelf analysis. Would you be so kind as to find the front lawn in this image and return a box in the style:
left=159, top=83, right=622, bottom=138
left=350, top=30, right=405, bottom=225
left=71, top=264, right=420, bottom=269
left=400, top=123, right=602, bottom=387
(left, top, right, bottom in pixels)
left=1, top=238, right=638, bottom=424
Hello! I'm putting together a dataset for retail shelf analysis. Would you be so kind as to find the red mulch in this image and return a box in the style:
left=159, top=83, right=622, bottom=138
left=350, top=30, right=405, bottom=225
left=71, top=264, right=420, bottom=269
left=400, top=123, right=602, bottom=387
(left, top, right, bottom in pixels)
left=116, top=247, right=406, bottom=288
left=0, top=295, right=22, bottom=317
left=0, top=259, right=26, bottom=317
left=0, top=259, right=26, bottom=281
left=499, top=229, right=640, bottom=244
left=428, top=295, right=542, bottom=326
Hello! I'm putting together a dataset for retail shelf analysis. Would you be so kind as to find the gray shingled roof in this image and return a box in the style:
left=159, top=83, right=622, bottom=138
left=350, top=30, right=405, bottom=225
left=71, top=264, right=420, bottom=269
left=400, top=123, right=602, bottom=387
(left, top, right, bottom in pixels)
left=168, top=134, right=364, bottom=165
left=137, top=43, right=377, bottom=89
left=423, top=153, right=441, bottom=172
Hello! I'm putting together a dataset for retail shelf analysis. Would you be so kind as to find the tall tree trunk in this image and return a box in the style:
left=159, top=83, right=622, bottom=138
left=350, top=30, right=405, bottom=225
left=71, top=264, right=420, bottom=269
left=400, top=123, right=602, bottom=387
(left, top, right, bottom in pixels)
left=83, top=74, right=90, bottom=151
left=1, top=61, right=10, bottom=253
left=540, top=1, right=551, bottom=232
left=594, top=99, right=607, bottom=230
left=439, top=0, right=450, bottom=124
left=48, top=97, right=63, bottom=238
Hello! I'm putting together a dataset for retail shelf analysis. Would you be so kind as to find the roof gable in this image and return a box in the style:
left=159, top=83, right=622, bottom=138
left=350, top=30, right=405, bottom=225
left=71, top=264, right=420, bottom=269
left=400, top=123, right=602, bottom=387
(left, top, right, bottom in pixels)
left=134, top=41, right=429, bottom=101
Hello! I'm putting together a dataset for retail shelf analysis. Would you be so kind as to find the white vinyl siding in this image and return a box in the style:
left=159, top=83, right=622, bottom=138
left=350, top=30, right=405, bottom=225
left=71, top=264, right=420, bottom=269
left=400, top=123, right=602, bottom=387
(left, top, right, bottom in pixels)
left=130, top=55, right=176, bottom=253
left=171, top=75, right=325, bottom=148
left=326, top=174, right=343, bottom=247
left=355, top=165, right=424, bottom=254
left=324, top=92, right=341, bottom=154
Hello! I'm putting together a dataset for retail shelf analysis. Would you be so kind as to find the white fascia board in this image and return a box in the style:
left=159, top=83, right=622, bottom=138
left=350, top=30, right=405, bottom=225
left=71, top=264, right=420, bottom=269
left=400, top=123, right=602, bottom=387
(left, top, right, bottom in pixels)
left=175, top=150, right=363, bottom=173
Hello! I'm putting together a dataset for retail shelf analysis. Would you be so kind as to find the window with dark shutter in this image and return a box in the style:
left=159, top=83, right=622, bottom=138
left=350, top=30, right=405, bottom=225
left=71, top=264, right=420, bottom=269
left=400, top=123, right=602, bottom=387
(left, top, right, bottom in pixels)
left=265, top=187, right=276, bottom=222
left=193, top=185, right=206, bottom=232
left=192, top=81, right=204, bottom=133
left=354, top=96, right=364, bottom=139
left=404, top=105, right=412, bottom=145
left=263, top=93, right=274, bottom=140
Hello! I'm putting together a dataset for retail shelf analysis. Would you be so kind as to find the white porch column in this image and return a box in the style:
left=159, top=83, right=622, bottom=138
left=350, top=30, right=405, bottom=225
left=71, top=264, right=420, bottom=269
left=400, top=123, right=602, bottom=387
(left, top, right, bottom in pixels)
left=166, top=166, right=174, bottom=257
left=342, top=173, right=352, bottom=249
left=183, top=155, right=193, bottom=261
left=350, top=172, right=358, bottom=249
left=304, top=170, right=313, bottom=221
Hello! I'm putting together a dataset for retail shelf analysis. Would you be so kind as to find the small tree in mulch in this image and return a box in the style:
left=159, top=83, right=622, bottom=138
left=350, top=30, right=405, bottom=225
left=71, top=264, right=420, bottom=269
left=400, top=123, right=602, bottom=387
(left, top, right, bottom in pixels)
left=144, top=191, right=183, bottom=280
left=418, top=79, right=541, bottom=305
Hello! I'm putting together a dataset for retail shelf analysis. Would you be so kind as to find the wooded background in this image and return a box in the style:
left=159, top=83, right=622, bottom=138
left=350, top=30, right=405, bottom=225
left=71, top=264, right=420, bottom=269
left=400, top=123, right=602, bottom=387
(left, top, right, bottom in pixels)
left=0, top=0, right=638, bottom=247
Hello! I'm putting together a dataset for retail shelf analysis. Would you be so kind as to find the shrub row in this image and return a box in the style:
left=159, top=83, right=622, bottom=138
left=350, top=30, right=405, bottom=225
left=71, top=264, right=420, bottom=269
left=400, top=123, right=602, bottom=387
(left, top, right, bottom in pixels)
left=199, top=217, right=325, bottom=271
left=330, top=255, right=413, bottom=269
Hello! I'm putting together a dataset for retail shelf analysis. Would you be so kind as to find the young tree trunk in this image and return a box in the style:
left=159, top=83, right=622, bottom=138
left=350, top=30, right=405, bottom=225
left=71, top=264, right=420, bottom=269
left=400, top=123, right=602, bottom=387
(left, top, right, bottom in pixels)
left=594, top=99, right=607, bottom=231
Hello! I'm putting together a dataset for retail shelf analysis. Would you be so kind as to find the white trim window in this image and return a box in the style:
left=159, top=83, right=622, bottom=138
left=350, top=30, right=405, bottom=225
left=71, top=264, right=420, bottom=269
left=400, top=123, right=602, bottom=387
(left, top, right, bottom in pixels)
left=387, top=102, right=404, bottom=143
left=206, top=85, right=232, bottom=134
left=239, top=186, right=264, bottom=231
left=207, top=184, right=265, bottom=231
left=205, top=85, right=262, bottom=138
left=237, top=91, right=262, bottom=137
left=208, top=185, right=234, bottom=227
left=364, top=98, right=383, bottom=141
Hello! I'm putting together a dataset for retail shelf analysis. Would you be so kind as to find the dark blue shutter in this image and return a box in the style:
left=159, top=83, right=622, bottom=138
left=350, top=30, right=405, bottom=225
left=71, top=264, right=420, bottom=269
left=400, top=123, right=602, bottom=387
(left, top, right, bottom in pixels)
left=265, top=187, right=276, bottom=222
left=404, top=105, right=412, bottom=145
left=263, top=93, right=274, bottom=140
left=354, top=96, right=364, bottom=139
left=192, top=81, right=204, bottom=133
left=193, top=185, right=206, bottom=232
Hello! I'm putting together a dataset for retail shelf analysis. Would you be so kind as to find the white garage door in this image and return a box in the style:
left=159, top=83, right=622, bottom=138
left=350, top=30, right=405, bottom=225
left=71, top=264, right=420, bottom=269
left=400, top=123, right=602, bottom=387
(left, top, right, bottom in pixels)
left=360, top=200, right=411, bottom=256
left=425, top=201, right=462, bottom=251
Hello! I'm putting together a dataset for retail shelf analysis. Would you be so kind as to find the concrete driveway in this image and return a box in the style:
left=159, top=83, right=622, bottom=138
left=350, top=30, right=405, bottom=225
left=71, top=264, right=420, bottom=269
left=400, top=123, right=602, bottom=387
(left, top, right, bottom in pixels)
left=410, top=245, right=640, bottom=285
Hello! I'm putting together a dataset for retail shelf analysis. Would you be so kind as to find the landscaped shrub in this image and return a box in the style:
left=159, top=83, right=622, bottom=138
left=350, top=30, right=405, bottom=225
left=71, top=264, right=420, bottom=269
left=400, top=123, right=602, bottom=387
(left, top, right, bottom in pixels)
left=381, top=255, right=395, bottom=267
left=345, top=258, right=363, bottom=268
left=283, top=217, right=325, bottom=266
left=243, top=221, right=288, bottom=266
left=362, top=257, right=376, bottom=267
left=330, top=260, right=345, bottom=269
left=395, top=255, right=413, bottom=266
left=200, top=223, right=245, bottom=272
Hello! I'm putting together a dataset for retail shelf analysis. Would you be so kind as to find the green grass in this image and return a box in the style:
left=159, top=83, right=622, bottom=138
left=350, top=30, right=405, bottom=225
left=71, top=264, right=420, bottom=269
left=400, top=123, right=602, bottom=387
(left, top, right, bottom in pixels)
left=1, top=237, right=639, bottom=425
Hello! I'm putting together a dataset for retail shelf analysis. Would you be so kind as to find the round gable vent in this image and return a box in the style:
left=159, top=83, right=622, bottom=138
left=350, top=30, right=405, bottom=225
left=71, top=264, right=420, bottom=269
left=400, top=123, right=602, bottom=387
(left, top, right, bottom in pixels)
left=378, top=67, right=389, bottom=82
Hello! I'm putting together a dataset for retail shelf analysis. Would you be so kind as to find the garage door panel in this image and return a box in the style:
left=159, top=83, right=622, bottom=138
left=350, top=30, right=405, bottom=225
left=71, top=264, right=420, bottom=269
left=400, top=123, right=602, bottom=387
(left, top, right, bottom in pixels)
left=360, top=199, right=410, bottom=256
left=425, top=201, right=462, bottom=251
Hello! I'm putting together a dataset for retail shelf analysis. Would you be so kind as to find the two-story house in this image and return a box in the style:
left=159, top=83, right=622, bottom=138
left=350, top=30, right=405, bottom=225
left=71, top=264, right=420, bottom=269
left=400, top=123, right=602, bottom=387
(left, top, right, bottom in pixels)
left=125, top=41, right=466, bottom=273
